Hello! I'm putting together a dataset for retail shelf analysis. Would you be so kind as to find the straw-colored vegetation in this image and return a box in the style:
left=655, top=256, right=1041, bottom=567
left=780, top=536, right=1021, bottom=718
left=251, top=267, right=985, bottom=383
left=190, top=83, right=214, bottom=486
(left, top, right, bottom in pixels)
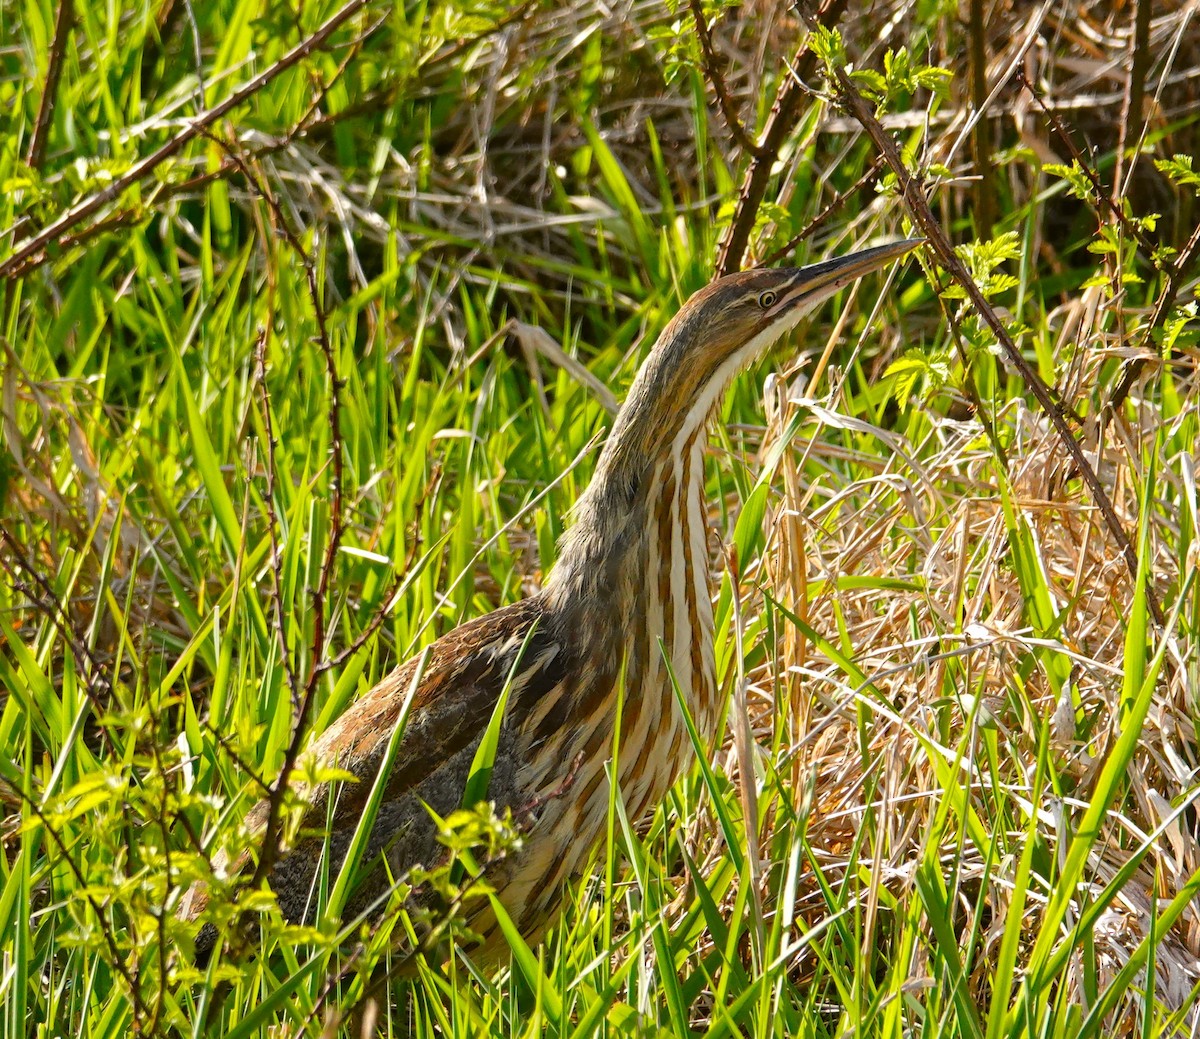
left=2, top=0, right=1199, bottom=1035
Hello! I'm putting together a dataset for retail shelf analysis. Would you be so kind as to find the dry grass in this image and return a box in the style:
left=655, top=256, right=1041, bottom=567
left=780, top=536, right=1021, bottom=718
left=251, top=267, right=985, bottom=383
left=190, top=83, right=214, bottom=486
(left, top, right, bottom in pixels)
left=3, top=0, right=1200, bottom=1034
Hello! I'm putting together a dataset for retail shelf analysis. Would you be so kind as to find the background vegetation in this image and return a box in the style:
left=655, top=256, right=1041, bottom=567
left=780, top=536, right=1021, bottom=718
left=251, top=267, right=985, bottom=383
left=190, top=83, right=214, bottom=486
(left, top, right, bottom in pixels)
left=2, top=0, right=1199, bottom=1035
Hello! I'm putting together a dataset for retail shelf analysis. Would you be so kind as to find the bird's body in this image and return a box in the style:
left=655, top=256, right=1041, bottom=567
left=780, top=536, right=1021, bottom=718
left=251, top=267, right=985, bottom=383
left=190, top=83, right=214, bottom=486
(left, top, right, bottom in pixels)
left=184, top=240, right=920, bottom=961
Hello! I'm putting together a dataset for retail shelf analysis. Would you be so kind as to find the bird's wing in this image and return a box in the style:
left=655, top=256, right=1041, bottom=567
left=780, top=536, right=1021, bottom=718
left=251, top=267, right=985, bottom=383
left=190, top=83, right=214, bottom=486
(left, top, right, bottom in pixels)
left=182, top=595, right=563, bottom=924
left=299, top=594, right=562, bottom=828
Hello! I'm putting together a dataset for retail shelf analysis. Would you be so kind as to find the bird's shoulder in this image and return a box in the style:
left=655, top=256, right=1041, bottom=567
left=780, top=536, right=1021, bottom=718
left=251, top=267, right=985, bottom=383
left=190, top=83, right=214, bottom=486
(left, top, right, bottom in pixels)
left=301, top=593, right=563, bottom=816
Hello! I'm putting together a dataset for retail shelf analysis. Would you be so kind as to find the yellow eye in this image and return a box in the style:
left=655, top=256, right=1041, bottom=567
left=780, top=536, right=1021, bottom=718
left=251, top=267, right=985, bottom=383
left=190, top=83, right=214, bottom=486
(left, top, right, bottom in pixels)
left=758, top=290, right=777, bottom=309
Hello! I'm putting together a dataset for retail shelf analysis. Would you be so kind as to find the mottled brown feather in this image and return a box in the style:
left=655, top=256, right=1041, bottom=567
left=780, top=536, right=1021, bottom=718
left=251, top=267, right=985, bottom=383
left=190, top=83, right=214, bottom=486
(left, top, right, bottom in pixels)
left=187, top=596, right=567, bottom=952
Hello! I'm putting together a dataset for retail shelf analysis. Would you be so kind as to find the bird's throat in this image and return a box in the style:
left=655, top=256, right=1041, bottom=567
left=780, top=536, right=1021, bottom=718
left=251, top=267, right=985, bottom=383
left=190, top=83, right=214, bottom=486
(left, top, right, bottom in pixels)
left=546, top=426, right=718, bottom=748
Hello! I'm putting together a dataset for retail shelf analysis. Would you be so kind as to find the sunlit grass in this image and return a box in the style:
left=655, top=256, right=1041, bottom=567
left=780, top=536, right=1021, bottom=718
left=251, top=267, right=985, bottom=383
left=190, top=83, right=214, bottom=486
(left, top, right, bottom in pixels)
left=3, top=0, right=1199, bottom=1036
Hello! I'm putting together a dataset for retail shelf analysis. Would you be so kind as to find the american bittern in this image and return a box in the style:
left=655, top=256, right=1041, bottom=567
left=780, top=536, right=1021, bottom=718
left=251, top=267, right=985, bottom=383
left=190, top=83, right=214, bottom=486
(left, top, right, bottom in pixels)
left=183, top=239, right=921, bottom=964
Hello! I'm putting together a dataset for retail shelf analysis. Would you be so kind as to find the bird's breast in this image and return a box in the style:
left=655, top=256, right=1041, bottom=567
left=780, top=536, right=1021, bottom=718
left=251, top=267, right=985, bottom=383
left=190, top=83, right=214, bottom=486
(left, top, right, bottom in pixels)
left=486, top=442, right=723, bottom=944
left=520, top=442, right=718, bottom=833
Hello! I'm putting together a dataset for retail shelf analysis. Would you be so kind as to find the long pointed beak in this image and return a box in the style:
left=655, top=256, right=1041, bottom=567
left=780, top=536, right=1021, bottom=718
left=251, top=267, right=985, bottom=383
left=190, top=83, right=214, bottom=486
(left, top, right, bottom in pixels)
left=775, top=237, right=924, bottom=313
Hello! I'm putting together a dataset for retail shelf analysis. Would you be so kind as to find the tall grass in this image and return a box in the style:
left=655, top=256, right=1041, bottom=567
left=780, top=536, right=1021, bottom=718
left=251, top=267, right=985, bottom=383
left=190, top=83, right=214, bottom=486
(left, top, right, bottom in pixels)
left=2, top=0, right=1199, bottom=1036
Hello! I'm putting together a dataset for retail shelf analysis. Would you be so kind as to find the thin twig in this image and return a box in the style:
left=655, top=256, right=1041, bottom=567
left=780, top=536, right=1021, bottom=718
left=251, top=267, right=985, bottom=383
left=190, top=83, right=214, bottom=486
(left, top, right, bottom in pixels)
left=0, top=0, right=376, bottom=281
left=761, top=156, right=885, bottom=266
left=514, top=751, right=585, bottom=822
left=15, top=783, right=153, bottom=1029
left=198, top=138, right=345, bottom=900
left=26, top=0, right=75, bottom=170
left=253, top=329, right=299, bottom=701
left=147, top=732, right=174, bottom=1036
left=157, top=148, right=349, bottom=1019
left=814, top=49, right=1163, bottom=626
left=199, top=720, right=276, bottom=801
left=716, top=0, right=850, bottom=276
left=685, top=0, right=759, bottom=155
left=5, top=211, right=142, bottom=280
left=1107, top=215, right=1200, bottom=411
left=1017, top=72, right=1159, bottom=264
left=303, top=259, right=346, bottom=698
left=0, top=527, right=113, bottom=725
left=324, top=566, right=409, bottom=673
left=6, top=3, right=535, bottom=283
left=939, top=297, right=1009, bottom=468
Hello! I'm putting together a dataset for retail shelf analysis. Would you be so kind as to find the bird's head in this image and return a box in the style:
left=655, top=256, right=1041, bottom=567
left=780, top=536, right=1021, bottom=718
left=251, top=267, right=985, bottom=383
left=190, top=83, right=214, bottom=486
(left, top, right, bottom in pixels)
left=608, top=238, right=924, bottom=463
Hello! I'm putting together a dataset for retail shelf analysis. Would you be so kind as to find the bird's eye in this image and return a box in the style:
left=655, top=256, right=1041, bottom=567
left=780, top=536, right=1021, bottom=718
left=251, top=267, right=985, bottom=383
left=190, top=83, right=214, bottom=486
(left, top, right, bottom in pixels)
left=758, top=290, right=777, bottom=309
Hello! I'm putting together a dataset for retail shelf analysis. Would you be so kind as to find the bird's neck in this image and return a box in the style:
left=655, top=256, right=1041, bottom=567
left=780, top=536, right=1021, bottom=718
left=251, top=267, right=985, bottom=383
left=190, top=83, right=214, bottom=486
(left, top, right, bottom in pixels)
left=544, top=337, right=733, bottom=621
left=545, top=384, right=721, bottom=740
left=546, top=426, right=712, bottom=615
left=545, top=332, right=754, bottom=619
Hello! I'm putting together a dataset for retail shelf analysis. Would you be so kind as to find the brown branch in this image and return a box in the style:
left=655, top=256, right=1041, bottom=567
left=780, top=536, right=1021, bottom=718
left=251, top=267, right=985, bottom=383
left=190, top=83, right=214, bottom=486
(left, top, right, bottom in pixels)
left=325, top=572, right=409, bottom=673
left=26, top=0, right=75, bottom=170
left=2, top=0, right=529, bottom=285
left=1145, top=217, right=1200, bottom=338
left=1107, top=216, right=1200, bottom=411
left=814, top=52, right=1163, bottom=627
left=289, top=9, right=386, bottom=143
left=0, top=0, right=375, bottom=281
left=301, top=264, right=345, bottom=703
left=253, top=329, right=299, bottom=701
left=4, top=210, right=139, bottom=280
left=685, top=0, right=759, bottom=155
left=715, top=0, right=850, bottom=276
left=151, top=148, right=346, bottom=1012
left=195, top=139, right=342, bottom=902
left=967, top=0, right=994, bottom=234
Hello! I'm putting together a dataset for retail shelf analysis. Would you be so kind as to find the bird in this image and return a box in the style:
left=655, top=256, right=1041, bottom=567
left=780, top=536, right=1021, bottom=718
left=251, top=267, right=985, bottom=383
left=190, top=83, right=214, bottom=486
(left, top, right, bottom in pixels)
left=181, top=238, right=922, bottom=968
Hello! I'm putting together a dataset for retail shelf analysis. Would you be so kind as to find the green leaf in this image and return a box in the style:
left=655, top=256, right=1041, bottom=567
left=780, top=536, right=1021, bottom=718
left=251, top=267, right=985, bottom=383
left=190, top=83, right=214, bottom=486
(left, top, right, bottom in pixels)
left=324, top=648, right=429, bottom=919
left=1154, top=154, right=1200, bottom=194
left=167, top=346, right=242, bottom=560
left=461, top=619, right=541, bottom=808
left=1044, top=160, right=1093, bottom=199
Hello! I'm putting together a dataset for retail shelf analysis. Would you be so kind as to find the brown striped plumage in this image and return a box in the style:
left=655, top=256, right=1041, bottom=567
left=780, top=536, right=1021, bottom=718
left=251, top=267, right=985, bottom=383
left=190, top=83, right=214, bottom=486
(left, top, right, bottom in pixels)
left=182, top=239, right=921, bottom=963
